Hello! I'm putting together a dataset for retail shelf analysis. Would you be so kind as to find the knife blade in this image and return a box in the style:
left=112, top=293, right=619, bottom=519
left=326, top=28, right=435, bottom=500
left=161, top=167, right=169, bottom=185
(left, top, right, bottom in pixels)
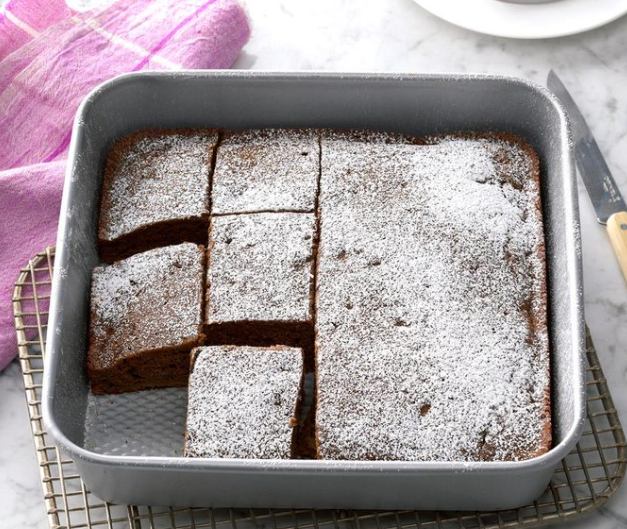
left=548, top=70, right=626, bottom=224
left=548, top=70, right=627, bottom=283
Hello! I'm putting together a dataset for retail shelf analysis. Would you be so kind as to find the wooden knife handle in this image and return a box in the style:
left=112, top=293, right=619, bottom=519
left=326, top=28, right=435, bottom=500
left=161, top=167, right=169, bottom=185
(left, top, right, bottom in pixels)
left=607, top=211, right=627, bottom=283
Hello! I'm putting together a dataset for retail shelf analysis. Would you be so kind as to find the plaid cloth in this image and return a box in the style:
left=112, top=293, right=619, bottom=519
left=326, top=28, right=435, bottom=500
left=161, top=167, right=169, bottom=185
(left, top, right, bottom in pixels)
left=0, top=0, right=250, bottom=371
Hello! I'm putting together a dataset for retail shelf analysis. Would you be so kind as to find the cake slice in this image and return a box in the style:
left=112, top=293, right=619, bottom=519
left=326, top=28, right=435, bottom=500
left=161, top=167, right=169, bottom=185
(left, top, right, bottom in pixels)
left=88, top=243, right=205, bottom=394
left=184, top=345, right=303, bottom=459
left=98, top=129, right=219, bottom=262
left=206, top=212, right=316, bottom=351
left=315, top=130, right=550, bottom=462
left=211, top=129, right=319, bottom=215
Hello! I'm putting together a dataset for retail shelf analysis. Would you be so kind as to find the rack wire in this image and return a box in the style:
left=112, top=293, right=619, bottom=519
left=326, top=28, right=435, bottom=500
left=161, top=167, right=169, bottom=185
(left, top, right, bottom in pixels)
left=12, top=247, right=627, bottom=529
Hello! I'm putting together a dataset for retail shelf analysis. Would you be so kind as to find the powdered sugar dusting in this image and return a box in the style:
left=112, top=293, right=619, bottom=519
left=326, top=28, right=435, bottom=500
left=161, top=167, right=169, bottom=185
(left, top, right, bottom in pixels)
left=99, top=130, right=218, bottom=241
left=90, top=243, right=204, bottom=369
left=184, top=346, right=303, bottom=459
left=316, top=132, right=550, bottom=462
left=212, top=129, right=319, bottom=214
left=208, top=212, right=316, bottom=323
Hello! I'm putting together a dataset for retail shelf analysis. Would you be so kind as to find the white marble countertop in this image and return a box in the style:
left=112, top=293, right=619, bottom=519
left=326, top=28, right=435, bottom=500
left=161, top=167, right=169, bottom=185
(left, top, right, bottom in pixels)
left=2, top=0, right=627, bottom=527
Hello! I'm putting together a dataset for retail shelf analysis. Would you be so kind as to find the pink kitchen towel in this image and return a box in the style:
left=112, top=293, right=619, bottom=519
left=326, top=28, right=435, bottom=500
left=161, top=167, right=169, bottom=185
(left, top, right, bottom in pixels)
left=0, top=0, right=71, bottom=62
left=0, top=0, right=250, bottom=371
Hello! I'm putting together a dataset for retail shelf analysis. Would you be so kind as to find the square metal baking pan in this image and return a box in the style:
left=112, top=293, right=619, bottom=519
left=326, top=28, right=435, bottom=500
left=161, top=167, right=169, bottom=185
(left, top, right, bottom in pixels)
left=43, top=71, right=585, bottom=511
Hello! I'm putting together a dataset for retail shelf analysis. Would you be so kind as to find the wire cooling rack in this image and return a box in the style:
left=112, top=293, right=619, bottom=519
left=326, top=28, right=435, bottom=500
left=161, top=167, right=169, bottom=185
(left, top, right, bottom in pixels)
left=12, top=247, right=627, bottom=529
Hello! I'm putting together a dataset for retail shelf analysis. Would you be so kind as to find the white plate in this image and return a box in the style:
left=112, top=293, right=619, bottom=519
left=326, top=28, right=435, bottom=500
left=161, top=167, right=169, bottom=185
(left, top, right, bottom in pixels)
left=413, top=0, right=627, bottom=39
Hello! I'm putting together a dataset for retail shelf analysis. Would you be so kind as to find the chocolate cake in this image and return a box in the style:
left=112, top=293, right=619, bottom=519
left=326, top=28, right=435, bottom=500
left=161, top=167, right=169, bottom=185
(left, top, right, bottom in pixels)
left=205, top=212, right=316, bottom=351
left=98, top=129, right=219, bottom=262
left=91, top=126, right=551, bottom=463
left=314, top=130, right=550, bottom=462
left=88, top=243, right=205, bottom=394
left=184, top=345, right=303, bottom=459
left=211, top=129, right=319, bottom=215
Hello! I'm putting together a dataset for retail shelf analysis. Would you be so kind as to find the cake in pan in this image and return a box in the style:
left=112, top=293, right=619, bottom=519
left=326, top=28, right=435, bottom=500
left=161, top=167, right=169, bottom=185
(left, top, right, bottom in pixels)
left=89, top=128, right=550, bottom=462
left=87, top=243, right=205, bottom=394
left=211, top=129, right=319, bottom=215
left=205, top=211, right=316, bottom=354
left=315, top=130, right=550, bottom=461
left=98, top=129, right=219, bottom=263
left=184, top=345, right=303, bottom=459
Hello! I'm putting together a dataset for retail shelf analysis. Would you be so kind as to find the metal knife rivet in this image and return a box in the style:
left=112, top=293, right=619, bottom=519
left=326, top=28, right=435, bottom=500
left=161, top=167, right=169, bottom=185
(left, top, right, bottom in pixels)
left=621, top=223, right=627, bottom=230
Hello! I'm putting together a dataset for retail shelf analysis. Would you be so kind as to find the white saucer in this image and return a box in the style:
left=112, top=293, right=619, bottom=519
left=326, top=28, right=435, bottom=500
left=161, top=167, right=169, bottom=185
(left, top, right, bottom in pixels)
left=412, top=0, right=627, bottom=39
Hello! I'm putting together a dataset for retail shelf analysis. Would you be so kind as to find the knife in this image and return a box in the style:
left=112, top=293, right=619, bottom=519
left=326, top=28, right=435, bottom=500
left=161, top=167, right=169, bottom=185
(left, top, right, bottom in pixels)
left=548, top=70, right=627, bottom=284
